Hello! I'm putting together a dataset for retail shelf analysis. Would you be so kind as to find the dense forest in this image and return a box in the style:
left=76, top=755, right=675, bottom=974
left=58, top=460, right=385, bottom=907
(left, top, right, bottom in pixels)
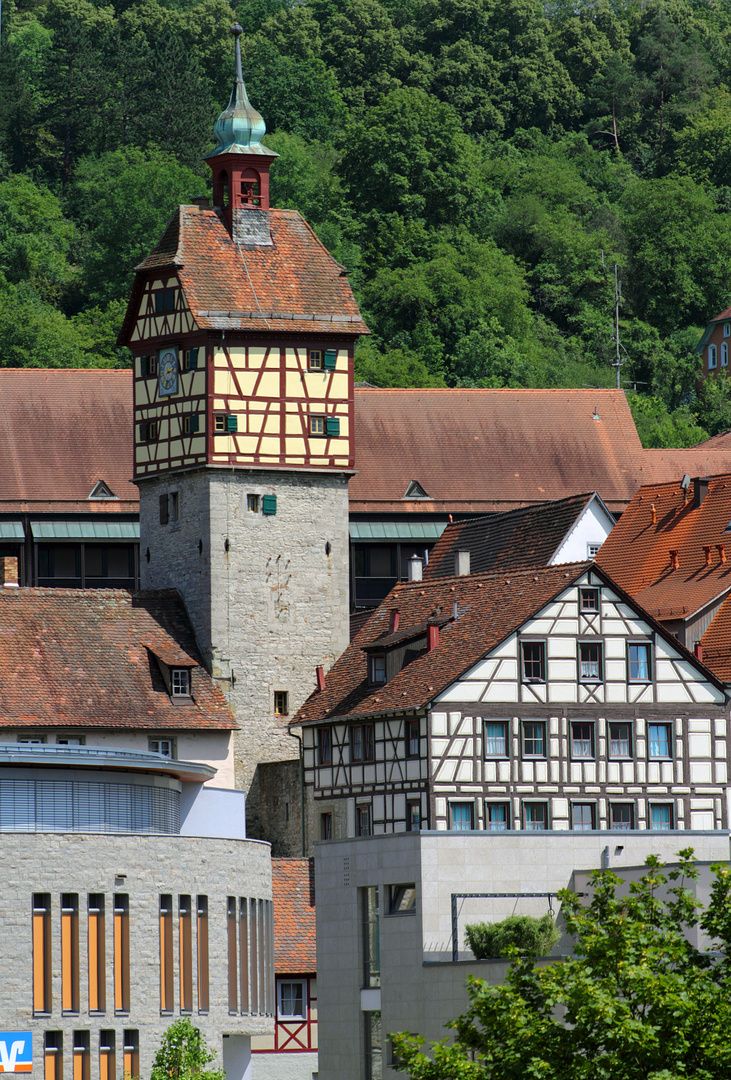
left=5, top=0, right=731, bottom=443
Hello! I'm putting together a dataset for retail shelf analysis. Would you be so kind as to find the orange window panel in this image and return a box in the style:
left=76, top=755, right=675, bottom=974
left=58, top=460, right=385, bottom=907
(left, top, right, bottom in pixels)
left=44, top=1033, right=62, bottom=1080
left=72, top=1034, right=89, bottom=1080
left=123, top=1031, right=139, bottom=1079
left=197, top=896, right=209, bottom=1014
left=239, top=898, right=249, bottom=1015
left=61, top=894, right=79, bottom=1014
left=179, top=895, right=192, bottom=1013
left=33, top=893, right=52, bottom=1015
left=88, top=894, right=106, bottom=1014
left=99, top=1032, right=115, bottom=1080
left=160, top=895, right=173, bottom=1013
left=114, top=894, right=130, bottom=1013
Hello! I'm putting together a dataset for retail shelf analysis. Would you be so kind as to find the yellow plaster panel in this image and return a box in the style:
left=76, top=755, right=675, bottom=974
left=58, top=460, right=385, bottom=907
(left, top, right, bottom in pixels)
left=227, top=346, right=248, bottom=369
left=286, top=438, right=307, bottom=455
left=330, top=371, right=349, bottom=393
left=214, top=371, right=236, bottom=396
left=134, top=384, right=146, bottom=406
left=263, top=414, right=280, bottom=435
left=257, top=371, right=279, bottom=397
left=286, top=415, right=304, bottom=435
left=131, top=325, right=141, bottom=342
left=212, top=435, right=236, bottom=454
left=263, top=349, right=281, bottom=369
left=135, top=447, right=149, bottom=463
left=334, top=457, right=349, bottom=466
left=248, top=414, right=265, bottom=434
left=248, top=346, right=268, bottom=367
left=258, top=437, right=280, bottom=456
left=235, top=436, right=259, bottom=454
left=231, top=372, right=260, bottom=398
left=169, top=439, right=184, bottom=458
left=286, top=371, right=306, bottom=397
left=153, top=317, right=165, bottom=336
left=302, top=373, right=329, bottom=394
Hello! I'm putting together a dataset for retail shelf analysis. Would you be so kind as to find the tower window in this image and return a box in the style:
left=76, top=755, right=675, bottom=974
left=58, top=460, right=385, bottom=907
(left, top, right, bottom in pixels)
left=183, top=348, right=199, bottom=371
left=214, top=413, right=238, bottom=433
left=247, top=494, right=259, bottom=513
left=155, top=288, right=176, bottom=313
left=310, top=416, right=325, bottom=436
left=241, top=171, right=261, bottom=206
left=139, top=420, right=158, bottom=442
left=274, top=691, right=289, bottom=715
left=183, top=414, right=200, bottom=435
left=308, top=350, right=323, bottom=370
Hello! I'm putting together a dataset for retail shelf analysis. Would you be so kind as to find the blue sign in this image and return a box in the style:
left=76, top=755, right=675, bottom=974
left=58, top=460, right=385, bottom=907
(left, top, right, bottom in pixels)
left=0, top=1034, right=32, bottom=1072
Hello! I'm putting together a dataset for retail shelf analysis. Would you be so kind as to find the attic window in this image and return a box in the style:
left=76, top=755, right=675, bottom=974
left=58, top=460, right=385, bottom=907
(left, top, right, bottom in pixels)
left=171, top=669, right=191, bottom=697
left=403, top=481, right=430, bottom=499
left=154, top=288, right=176, bottom=314
left=88, top=481, right=116, bottom=500
left=149, top=738, right=175, bottom=757
left=369, top=654, right=386, bottom=685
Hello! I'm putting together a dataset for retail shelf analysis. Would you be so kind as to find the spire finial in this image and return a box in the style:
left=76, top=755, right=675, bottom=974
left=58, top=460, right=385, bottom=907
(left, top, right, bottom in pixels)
left=232, top=21, right=244, bottom=83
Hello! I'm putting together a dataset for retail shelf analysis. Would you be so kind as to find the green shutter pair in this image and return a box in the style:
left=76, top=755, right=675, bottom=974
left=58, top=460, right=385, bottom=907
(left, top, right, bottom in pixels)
left=225, top=414, right=238, bottom=433
left=262, top=495, right=277, bottom=515
left=188, top=414, right=200, bottom=433
left=325, top=417, right=340, bottom=436
left=323, top=349, right=337, bottom=370
left=186, top=348, right=199, bottom=370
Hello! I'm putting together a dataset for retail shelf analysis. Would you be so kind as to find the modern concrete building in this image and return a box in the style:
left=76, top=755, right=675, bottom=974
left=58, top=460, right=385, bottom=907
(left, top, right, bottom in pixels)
left=314, top=830, right=731, bottom=1080
left=0, top=743, right=273, bottom=1080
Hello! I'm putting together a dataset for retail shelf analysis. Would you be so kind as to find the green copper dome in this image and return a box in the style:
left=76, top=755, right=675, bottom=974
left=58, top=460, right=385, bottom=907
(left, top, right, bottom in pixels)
left=206, top=22, right=272, bottom=157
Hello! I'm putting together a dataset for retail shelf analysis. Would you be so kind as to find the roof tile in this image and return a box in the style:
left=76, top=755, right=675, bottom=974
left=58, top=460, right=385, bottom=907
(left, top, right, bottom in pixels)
left=272, top=858, right=316, bottom=973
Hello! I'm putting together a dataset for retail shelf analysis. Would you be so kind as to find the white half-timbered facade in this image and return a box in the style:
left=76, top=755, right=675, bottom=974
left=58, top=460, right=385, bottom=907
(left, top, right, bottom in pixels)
left=294, top=563, right=731, bottom=839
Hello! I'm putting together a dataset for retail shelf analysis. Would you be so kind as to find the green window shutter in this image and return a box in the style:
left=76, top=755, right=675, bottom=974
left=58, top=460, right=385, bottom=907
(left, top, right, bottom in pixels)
left=262, top=495, right=277, bottom=515
left=189, top=414, right=199, bottom=433
left=226, top=414, right=238, bottom=433
left=326, top=417, right=340, bottom=436
left=138, top=422, right=147, bottom=441
left=140, top=356, right=148, bottom=377
left=324, top=349, right=337, bottom=370
left=187, top=348, right=199, bottom=370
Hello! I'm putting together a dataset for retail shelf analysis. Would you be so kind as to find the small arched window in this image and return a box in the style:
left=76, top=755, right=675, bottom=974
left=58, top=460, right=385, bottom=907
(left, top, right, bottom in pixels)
left=722, top=342, right=728, bottom=367
left=241, top=169, right=261, bottom=207
left=709, top=344, right=718, bottom=370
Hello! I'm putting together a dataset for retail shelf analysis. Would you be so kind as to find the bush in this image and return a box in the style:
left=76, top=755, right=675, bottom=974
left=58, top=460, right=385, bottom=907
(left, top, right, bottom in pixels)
left=465, top=913, right=560, bottom=959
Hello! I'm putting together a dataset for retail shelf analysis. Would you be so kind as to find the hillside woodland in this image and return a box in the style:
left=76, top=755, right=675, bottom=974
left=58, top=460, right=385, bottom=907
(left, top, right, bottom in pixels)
left=5, top=0, right=731, bottom=444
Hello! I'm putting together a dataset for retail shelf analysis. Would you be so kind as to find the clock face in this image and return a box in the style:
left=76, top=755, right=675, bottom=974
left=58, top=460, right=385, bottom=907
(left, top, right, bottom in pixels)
left=158, top=349, right=179, bottom=396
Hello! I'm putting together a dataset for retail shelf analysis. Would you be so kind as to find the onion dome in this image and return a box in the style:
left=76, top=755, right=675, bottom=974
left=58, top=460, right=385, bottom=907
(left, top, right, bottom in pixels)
left=207, top=22, right=271, bottom=157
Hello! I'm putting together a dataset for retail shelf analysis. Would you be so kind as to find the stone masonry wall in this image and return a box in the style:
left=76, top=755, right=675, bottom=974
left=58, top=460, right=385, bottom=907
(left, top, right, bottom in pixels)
left=139, top=468, right=351, bottom=847
left=1, top=832, right=272, bottom=1078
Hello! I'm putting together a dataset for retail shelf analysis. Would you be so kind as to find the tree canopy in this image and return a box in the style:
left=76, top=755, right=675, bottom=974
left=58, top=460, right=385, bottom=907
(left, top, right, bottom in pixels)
left=4, top=0, right=731, bottom=441
left=395, top=852, right=731, bottom=1080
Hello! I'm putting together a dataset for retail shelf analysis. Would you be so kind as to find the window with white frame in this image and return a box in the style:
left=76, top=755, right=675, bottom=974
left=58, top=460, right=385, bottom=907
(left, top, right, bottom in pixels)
left=648, top=723, right=671, bottom=759
left=628, top=642, right=651, bottom=682
left=171, top=669, right=190, bottom=696
left=723, top=342, right=729, bottom=367
left=484, top=721, right=508, bottom=757
left=709, top=344, right=718, bottom=369
left=579, top=642, right=602, bottom=682
left=149, top=738, right=175, bottom=758
left=725, top=323, right=730, bottom=337
left=277, top=979, right=306, bottom=1020
left=608, top=722, right=632, bottom=758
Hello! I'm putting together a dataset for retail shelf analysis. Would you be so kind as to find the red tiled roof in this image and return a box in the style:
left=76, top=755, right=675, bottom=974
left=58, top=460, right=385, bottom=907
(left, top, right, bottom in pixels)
left=0, top=588, right=235, bottom=729
left=711, top=307, right=731, bottom=322
left=595, top=474, right=731, bottom=680
left=424, top=493, right=597, bottom=578
left=350, top=389, right=731, bottom=516
left=693, top=430, right=731, bottom=450
left=293, top=563, right=593, bottom=725
left=120, top=205, right=368, bottom=340
left=272, top=858, right=316, bottom=973
left=0, top=370, right=136, bottom=513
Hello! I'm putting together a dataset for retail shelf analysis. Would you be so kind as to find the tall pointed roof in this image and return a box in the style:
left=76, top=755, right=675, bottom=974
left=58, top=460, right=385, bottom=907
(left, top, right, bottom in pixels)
left=206, top=22, right=277, bottom=159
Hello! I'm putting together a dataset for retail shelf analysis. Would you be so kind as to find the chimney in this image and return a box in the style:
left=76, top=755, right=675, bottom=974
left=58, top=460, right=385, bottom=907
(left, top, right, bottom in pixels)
left=408, top=555, right=423, bottom=582
left=1, top=556, right=19, bottom=587
left=704, top=545, right=712, bottom=567
left=669, top=549, right=679, bottom=570
left=389, top=609, right=400, bottom=634
left=316, top=666, right=325, bottom=692
left=718, top=544, right=727, bottom=565
left=694, top=477, right=709, bottom=508
left=192, top=195, right=210, bottom=209
left=454, top=550, right=470, bottom=576
left=427, top=624, right=439, bottom=651
left=694, top=642, right=703, bottom=662
left=651, top=503, right=657, bottom=525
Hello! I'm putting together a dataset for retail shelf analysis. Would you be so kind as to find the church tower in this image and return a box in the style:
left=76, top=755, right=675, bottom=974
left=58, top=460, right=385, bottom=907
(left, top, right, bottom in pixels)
left=118, top=24, right=367, bottom=848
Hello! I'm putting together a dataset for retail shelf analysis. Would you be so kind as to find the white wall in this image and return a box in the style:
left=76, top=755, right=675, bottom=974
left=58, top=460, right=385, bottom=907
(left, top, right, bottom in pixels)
left=180, top=784, right=247, bottom=839
left=552, top=495, right=614, bottom=563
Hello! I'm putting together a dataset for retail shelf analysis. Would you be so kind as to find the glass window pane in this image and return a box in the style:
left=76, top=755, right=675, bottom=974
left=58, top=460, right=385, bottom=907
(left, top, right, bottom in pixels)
left=450, top=803, right=472, bottom=831
left=484, top=723, right=507, bottom=757
left=629, top=644, right=650, bottom=680
left=523, top=723, right=545, bottom=757
left=524, top=804, right=546, bottom=831
left=571, top=723, right=593, bottom=758
left=572, top=804, right=593, bottom=830
left=609, top=723, right=631, bottom=758
left=611, top=804, right=633, bottom=830
left=651, top=805, right=672, bottom=830
left=649, top=724, right=670, bottom=758
left=487, top=804, right=508, bottom=831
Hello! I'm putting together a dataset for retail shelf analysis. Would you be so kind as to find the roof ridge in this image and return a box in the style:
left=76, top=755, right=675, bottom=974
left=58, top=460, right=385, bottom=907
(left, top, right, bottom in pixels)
left=393, top=561, right=591, bottom=591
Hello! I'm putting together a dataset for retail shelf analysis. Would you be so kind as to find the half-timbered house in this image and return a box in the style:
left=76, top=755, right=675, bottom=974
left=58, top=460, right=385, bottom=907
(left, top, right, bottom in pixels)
left=293, top=561, right=731, bottom=840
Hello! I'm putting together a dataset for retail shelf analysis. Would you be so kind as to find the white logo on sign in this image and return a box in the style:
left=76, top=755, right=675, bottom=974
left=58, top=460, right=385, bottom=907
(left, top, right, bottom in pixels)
left=0, top=1041, right=26, bottom=1071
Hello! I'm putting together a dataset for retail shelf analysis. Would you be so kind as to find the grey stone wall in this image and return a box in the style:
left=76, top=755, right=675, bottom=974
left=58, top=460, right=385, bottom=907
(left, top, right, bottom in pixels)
left=2, top=832, right=273, bottom=1078
left=139, top=468, right=350, bottom=849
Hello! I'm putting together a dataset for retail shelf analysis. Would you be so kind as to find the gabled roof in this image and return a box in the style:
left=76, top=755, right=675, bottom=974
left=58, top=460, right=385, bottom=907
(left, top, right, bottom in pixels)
left=272, top=858, right=316, bottom=973
left=0, top=588, right=235, bottom=730
left=693, top=429, right=731, bottom=451
left=293, top=560, right=724, bottom=727
left=595, top=475, right=731, bottom=620
left=424, top=493, right=601, bottom=579
left=119, top=205, right=368, bottom=342
left=0, top=370, right=136, bottom=513
left=293, top=563, right=593, bottom=725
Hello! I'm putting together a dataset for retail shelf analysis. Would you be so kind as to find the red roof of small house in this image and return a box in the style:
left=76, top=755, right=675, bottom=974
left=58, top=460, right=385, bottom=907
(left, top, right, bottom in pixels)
left=424, top=493, right=599, bottom=578
left=693, top=430, right=731, bottom=450
left=272, top=858, right=316, bottom=974
left=0, top=588, right=235, bottom=730
left=119, top=205, right=368, bottom=342
left=292, top=560, right=723, bottom=726
left=0, top=369, right=136, bottom=513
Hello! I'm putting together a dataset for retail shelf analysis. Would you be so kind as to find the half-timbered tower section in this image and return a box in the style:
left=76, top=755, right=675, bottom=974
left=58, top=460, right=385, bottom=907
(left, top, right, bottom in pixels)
left=117, top=24, right=367, bottom=842
left=292, top=563, right=731, bottom=841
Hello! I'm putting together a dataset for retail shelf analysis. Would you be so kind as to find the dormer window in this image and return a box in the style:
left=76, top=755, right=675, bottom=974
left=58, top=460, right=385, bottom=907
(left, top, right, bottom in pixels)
left=88, top=481, right=116, bottom=500
left=171, top=669, right=191, bottom=697
left=155, top=288, right=176, bottom=314
left=369, top=654, right=386, bottom=685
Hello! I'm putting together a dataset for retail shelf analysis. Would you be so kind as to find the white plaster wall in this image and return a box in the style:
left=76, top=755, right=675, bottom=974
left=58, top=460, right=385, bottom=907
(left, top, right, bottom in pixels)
left=552, top=496, right=614, bottom=563
left=180, top=784, right=246, bottom=838
left=223, top=1035, right=253, bottom=1080
left=252, top=1052, right=318, bottom=1080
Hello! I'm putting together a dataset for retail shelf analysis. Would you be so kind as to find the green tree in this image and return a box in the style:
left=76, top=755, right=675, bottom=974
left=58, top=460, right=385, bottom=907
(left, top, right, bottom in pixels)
left=395, top=852, right=731, bottom=1080
left=150, top=1019, right=225, bottom=1080
left=67, top=147, right=207, bottom=307
left=0, top=173, right=78, bottom=303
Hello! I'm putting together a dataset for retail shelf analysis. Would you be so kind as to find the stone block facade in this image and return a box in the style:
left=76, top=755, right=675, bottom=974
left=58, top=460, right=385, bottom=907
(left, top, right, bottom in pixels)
left=3, top=832, right=273, bottom=1080
left=139, top=467, right=350, bottom=845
